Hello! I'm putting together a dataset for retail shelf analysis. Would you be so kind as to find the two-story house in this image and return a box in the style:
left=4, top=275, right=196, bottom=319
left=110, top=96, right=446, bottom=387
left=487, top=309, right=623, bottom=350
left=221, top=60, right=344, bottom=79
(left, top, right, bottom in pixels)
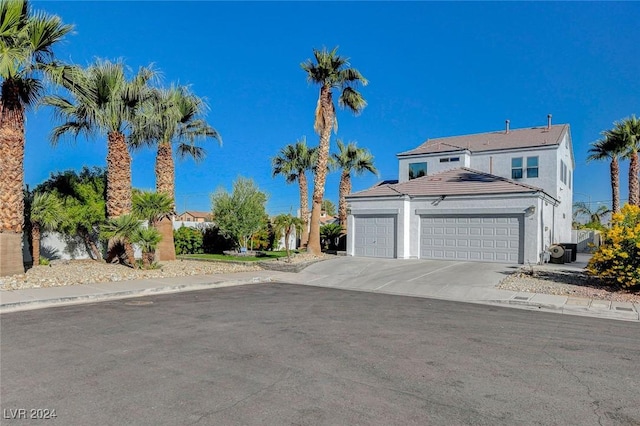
left=345, top=117, right=574, bottom=264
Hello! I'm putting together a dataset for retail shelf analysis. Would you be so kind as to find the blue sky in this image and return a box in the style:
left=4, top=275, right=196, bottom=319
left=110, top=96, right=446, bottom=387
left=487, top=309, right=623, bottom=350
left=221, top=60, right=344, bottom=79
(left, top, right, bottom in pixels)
left=26, top=1, right=640, bottom=215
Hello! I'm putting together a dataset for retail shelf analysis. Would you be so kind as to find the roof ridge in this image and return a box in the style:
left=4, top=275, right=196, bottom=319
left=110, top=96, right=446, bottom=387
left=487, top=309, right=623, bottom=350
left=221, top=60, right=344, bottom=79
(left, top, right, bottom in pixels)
left=456, top=167, right=545, bottom=192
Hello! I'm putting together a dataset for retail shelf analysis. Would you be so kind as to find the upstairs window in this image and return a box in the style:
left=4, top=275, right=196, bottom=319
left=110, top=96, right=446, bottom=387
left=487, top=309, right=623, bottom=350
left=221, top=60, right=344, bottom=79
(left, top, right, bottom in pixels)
left=526, top=156, right=539, bottom=178
left=560, top=160, right=567, bottom=184
left=511, top=157, right=523, bottom=179
left=409, top=162, right=427, bottom=180
left=439, top=157, right=460, bottom=163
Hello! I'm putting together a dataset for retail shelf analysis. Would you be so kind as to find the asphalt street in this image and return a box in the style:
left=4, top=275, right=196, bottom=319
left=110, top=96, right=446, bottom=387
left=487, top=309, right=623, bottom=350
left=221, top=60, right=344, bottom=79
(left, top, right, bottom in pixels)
left=1, top=283, right=639, bottom=425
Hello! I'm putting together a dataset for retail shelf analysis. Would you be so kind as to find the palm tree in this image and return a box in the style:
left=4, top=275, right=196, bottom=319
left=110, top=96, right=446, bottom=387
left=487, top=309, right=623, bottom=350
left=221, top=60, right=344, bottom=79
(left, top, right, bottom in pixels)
left=616, top=116, right=640, bottom=206
left=29, top=192, right=63, bottom=264
left=0, top=0, right=72, bottom=276
left=272, top=213, right=303, bottom=261
left=130, top=85, right=220, bottom=261
left=572, top=201, right=611, bottom=228
left=301, top=46, right=367, bottom=255
left=132, top=190, right=174, bottom=227
left=43, top=59, right=157, bottom=262
left=100, top=214, right=141, bottom=268
left=272, top=137, right=316, bottom=248
left=587, top=130, right=626, bottom=213
left=332, top=139, right=378, bottom=230
left=132, top=226, right=162, bottom=269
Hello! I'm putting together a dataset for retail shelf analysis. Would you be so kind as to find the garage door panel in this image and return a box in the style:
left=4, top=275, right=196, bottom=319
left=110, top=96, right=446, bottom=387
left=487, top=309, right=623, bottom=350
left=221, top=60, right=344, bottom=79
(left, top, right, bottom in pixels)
left=421, top=215, right=522, bottom=264
left=354, top=215, right=396, bottom=258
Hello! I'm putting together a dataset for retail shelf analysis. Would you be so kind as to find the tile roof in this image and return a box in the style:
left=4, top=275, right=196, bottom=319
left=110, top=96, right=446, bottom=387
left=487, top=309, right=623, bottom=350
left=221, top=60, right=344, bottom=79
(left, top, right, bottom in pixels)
left=179, top=211, right=212, bottom=218
left=348, top=168, right=550, bottom=199
left=397, top=124, right=569, bottom=157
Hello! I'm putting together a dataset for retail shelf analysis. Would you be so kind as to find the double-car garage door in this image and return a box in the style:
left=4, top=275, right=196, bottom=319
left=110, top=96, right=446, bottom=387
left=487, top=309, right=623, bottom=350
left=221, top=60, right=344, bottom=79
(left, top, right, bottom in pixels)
left=420, top=215, right=523, bottom=263
left=352, top=214, right=523, bottom=263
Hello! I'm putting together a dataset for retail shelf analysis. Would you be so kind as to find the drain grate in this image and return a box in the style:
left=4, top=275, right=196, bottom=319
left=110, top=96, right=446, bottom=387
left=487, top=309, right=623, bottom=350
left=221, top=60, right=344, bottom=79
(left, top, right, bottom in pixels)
left=513, top=296, right=530, bottom=301
left=615, top=307, right=633, bottom=312
left=124, top=300, right=154, bottom=306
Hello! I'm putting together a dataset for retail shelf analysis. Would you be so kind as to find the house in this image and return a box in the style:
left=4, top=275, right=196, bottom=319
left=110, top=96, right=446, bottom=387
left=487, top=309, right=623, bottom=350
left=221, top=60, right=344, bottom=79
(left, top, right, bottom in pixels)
left=176, top=211, right=212, bottom=223
left=346, top=117, right=574, bottom=264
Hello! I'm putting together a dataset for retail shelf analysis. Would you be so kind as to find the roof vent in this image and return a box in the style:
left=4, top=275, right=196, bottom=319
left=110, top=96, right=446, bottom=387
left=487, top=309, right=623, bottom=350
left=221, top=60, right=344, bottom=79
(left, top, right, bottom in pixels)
left=547, top=114, right=552, bottom=129
left=505, top=119, right=510, bottom=134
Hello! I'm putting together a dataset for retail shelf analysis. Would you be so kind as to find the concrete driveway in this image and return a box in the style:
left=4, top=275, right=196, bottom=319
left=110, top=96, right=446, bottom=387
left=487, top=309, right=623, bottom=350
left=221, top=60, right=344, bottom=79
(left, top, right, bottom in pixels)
left=289, top=257, right=520, bottom=302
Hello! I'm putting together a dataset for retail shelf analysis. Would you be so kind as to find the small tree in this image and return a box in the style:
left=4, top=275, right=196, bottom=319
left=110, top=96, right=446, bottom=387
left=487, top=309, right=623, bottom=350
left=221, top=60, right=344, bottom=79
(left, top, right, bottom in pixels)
left=273, top=214, right=304, bottom=261
left=320, top=223, right=343, bottom=251
left=587, top=204, right=640, bottom=288
left=132, top=227, right=162, bottom=269
left=35, top=167, right=107, bottom=261
left=211, top=177, right=268, bottom=250
left=30, top=192, right=64, bottom=264
left=132, top=190, right=174, bottom=227
left=322, top=199, right=336, bottom=216
left=100, top=214, right=141, bottom=268
left=174, top=225, right=203, bottom=255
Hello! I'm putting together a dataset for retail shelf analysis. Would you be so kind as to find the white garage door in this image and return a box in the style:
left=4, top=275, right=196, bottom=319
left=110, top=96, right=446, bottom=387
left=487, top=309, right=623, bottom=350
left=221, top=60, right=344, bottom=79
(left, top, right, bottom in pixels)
left=354, top=216, right=396, bottom=258
left=420, top=215, right=522, bottom=263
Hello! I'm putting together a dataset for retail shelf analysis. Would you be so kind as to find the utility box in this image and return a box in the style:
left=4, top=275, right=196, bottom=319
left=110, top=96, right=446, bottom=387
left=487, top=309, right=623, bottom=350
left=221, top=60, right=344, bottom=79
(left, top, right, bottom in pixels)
left=559, top=243, right=577, bottom=262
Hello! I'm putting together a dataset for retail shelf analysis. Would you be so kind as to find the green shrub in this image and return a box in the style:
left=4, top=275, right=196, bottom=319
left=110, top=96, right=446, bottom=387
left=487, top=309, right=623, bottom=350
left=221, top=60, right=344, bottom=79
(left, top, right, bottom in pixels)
left=39, top=257, right=50, bottom=266
left=174, top=226, right=204, bottom=255
left=587, top=204, right=640, bottom=288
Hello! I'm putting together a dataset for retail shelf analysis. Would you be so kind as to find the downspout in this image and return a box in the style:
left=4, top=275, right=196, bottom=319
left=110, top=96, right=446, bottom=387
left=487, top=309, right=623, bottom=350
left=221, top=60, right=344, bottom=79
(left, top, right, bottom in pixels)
left=540, top=198, right=545, bottom=264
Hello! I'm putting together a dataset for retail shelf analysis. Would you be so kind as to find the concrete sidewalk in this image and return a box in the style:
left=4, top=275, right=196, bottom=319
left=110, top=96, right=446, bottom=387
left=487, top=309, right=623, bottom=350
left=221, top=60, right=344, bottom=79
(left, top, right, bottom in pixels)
left=1, top=260, right=638, bottom=322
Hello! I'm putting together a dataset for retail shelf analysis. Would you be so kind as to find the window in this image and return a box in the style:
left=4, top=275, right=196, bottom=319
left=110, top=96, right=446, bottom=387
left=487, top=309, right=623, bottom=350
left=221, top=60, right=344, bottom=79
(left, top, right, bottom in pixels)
left=568, top=171, right=572, bottom=189
left=439, top=157, right=460, bottom=163
left=409, top=162, right=427, bottom=180
left=511, top=157, right=523, bottom=179
left=526, top=156, right=539, bottom=178
left=560, top=160, right=567, bottom=184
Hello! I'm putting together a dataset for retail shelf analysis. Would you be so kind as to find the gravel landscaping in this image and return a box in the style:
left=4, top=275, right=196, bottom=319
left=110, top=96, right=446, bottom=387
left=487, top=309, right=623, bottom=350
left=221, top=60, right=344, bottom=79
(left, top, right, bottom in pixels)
left=497, top=267, right=640, bottom=303
left=0, top=252, right=329, bottom=291
left=1, top=253, right=638, bottom=304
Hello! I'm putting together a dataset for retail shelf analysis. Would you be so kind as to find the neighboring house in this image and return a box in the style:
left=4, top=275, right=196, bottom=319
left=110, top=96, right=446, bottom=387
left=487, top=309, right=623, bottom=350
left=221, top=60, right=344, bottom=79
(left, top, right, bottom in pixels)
left=319, top=211, right=338, bottom=226
left=346, top=117, right=574, bottom=264
left=176, top=211, right=212, bottom=223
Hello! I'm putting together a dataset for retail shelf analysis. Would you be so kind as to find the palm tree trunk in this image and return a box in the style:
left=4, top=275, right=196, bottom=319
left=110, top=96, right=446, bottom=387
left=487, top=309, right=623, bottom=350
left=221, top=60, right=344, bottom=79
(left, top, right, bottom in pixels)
left=629, top=151, right=639, bottom=206
left=611, top=158, right=620, bottom=213
left=80, top=227, right=103, bottom=261
left=298, top=171, right=310, bottom=248
left=0, top=79, right=26, bottom=276
left=106, top=131, right=134, bottom=264
left=155, top=141, right=176, bottom=261
left=125, top=241, right=136, bottom=268
left=106, top=131, right=132, bottom=218
left=31, top=222, right=41, bottom=265
left=307, top=86, right=333, bottom=255
left=338, top=171, right=351, bottom=233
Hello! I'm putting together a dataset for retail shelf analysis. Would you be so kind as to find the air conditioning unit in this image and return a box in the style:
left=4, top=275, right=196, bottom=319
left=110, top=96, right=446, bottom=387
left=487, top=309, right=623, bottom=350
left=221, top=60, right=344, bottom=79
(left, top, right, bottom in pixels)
left=549, top=244, right=565, bottom=264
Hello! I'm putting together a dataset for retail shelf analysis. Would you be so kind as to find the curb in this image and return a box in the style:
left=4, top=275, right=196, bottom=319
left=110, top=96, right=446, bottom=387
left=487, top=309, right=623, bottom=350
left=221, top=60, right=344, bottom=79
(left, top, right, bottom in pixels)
left=0, top=277, right=274, bottom=314
left=487, top=299, right=639, bottom=322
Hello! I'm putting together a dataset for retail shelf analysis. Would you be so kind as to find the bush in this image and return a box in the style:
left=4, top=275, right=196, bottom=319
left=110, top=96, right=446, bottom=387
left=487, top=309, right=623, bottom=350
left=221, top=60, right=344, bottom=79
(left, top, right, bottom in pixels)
left=202, top=225, right=234, bottom=254
left=174, top=226, right=204, bottom=255
left=587, top=204, right=640, bottom=288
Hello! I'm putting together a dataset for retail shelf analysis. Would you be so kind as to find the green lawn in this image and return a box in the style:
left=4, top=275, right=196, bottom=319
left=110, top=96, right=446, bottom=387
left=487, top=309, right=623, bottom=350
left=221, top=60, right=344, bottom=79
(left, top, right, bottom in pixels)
left=179, top=251, right=294, bottom=262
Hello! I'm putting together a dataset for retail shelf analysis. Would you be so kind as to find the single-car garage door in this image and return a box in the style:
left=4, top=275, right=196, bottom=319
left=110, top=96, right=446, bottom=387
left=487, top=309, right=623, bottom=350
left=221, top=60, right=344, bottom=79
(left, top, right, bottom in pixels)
left=420, top=215, right=522, bottom=263
left=354, top=216, right=396, bottom=258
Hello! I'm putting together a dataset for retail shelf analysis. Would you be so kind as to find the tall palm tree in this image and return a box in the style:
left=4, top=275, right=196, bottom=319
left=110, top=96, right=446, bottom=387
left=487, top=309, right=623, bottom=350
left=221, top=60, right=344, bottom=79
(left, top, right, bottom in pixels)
left=587, top=130, right=626, bottom=213
left=332, top=139, right=378, bottom=230
left=43, top=59, right=157, bottom=262
left=0, top=0, right=72, bottom=276
left=301, top=46, right=367, bottom=255
left=29, top=191, right=63, bottom=264
left=131, top=85, right=220, bottom=261
left=272, top=137, right=316, bottom=247
left=615, top=115, right=640, bottom=206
